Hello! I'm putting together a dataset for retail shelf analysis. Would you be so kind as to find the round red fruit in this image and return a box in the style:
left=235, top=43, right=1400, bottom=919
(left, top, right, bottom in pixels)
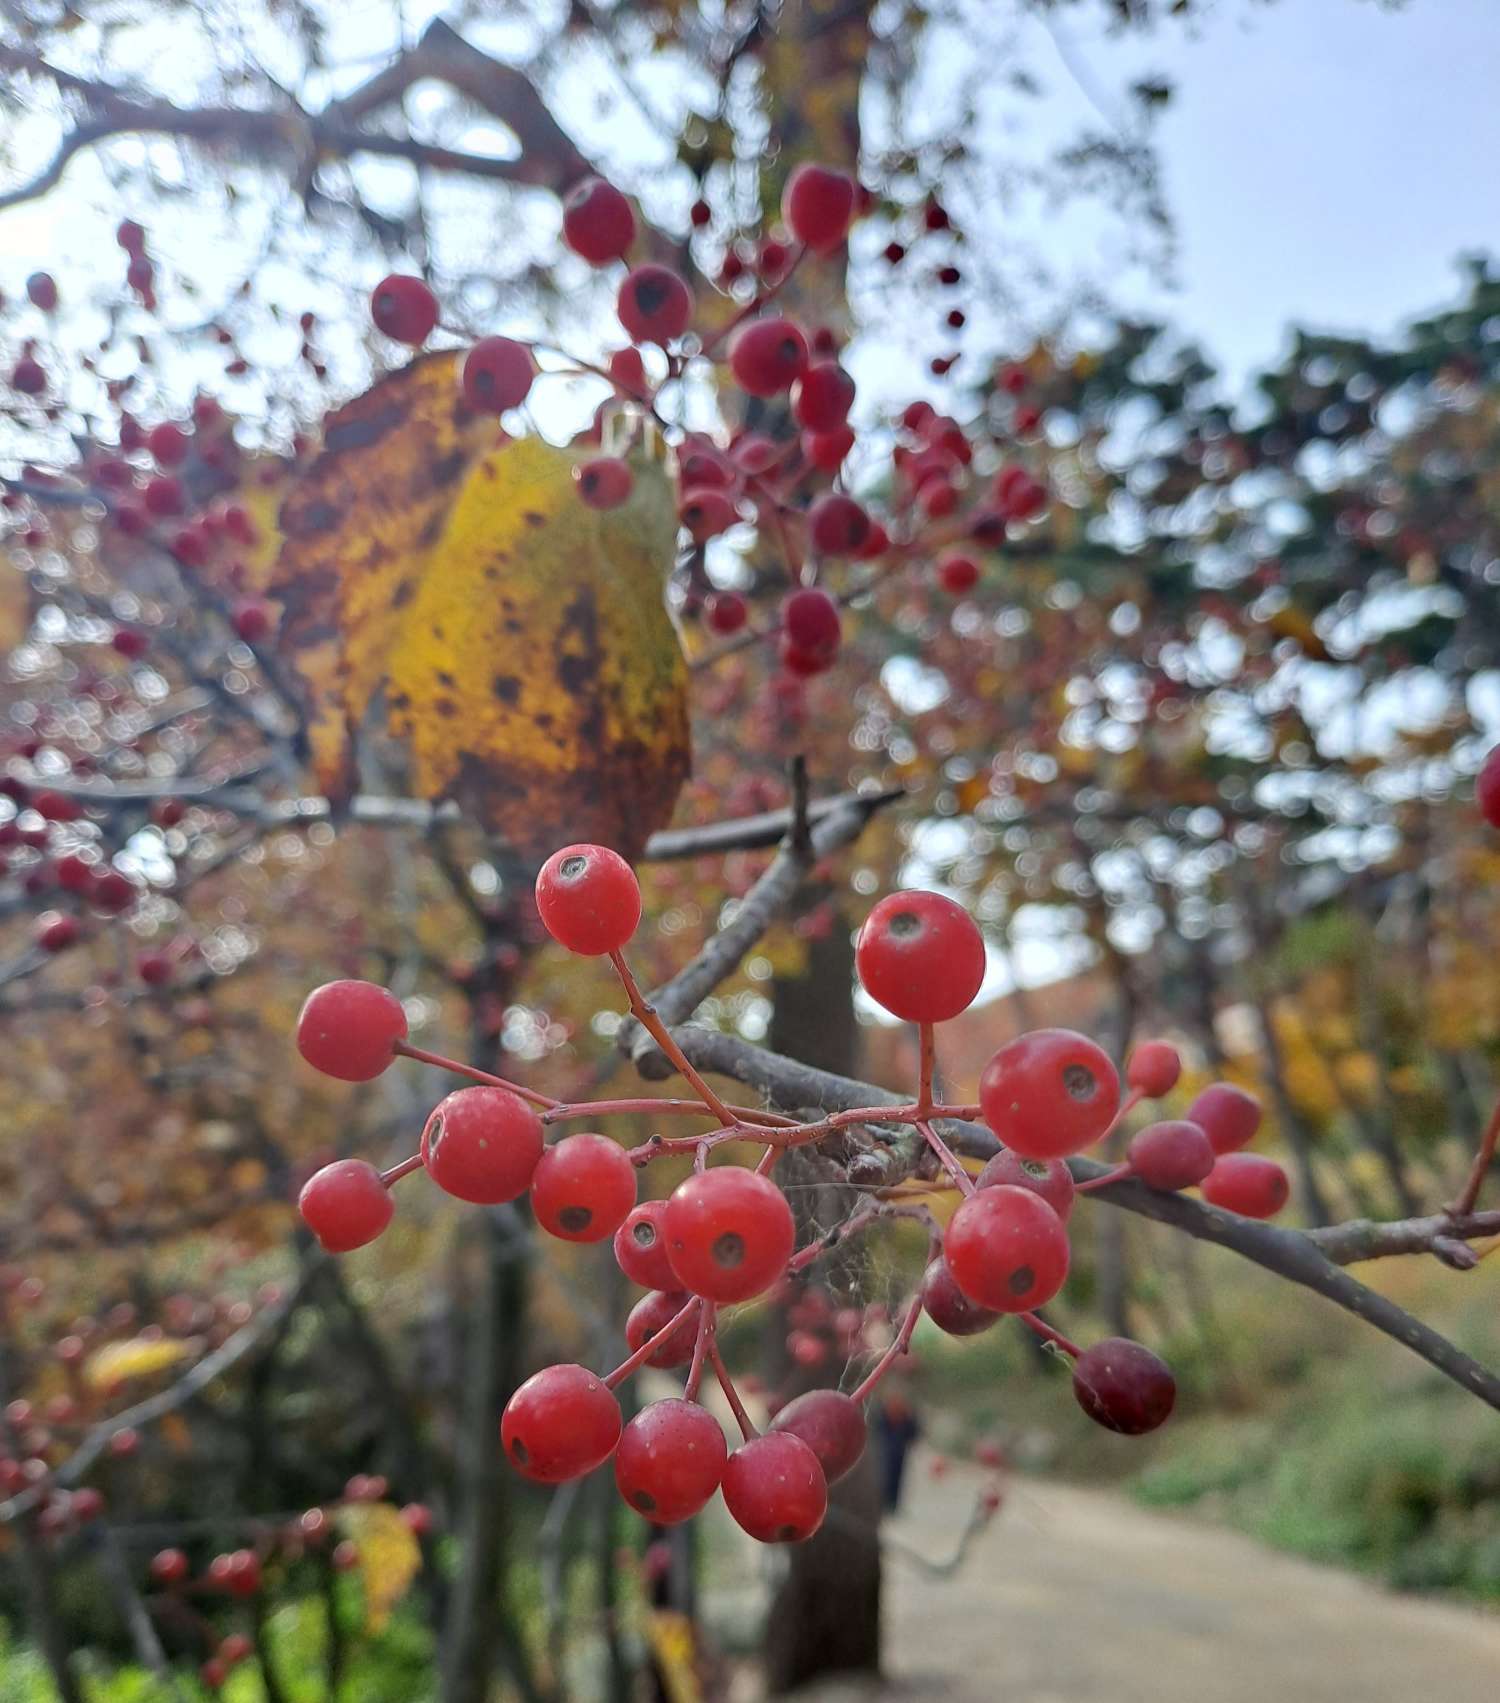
left=920, top=1254, right=1001, bottom=1336
left=979, top=1029, right=1120, bottom=1160
left=780, top=587, right=841, bottom=675
left=147, top=422, right=190, bottom=468
left=502, top=1364, right=621, bottom=1484
left=943, top=1185, right=1070, bottom=1314
left=531, top=1133, right=637, bottom=1243
left=1186, top=1083, right=1262, bottom=1155
left=781, top=164, right=856, bottom=254
left=722, top=1432, right=827, bottom=1543
left=421, top=1086, right=543, bottom=1205
left=625, top=1290, right=698, bottom=1368
left=296, top=979, right=407, bottom=1081
left=150, top=1547, right=189, bottom=1585
left=562, top=177, right=636, bottom=264
left=370, top=275, right=438, bottom=345
left=1201, top=1153, right=1289, bottom=1219
left=803, top=426, right=854, bottom=471
left=856, top=889, right=985, bottom=1024
left=663, top=1167, right=795, bottom=1303
left=1126, top=1121, right=1215, bottom=1192
left=1072, top=1337, right=1176, bottom=1435
left=574, top=457, right=633, bottom=510
left=937, top=552, right=979, bottom=595
left=298, top=1160, right=393, bottom=1254
left=36, top=913, right=79, bottom=953
left=615, top=1398, right=727, bottom=1523
left=617, top=265, right=692, bottom=346
left=975, top=1149, right=1075, bottom=1221
left=679, top=486, right=737, bottom=542
left=461, top=337, right=534, bottom=413
left=728, top=318, right=808, bottom=398
left=705, top=591, right=748, bottom=635
left=1126, top=1039, right=1181, bottom=1099
left=613, top=1200, right=677, bottom=1291
left=792, top=362, right=855, bottom=433
left=806, top=491, right=870, bottom=556
left=769, top=1388, right=867, bottom=1483
left=535, top=843, right=641, bottom=956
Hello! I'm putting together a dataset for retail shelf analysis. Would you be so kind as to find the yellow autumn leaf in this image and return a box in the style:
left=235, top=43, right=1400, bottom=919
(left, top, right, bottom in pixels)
left=0, top=557, right=30, bottom=653
left=84, top=1336, right=193, bottom=1392
left=339, top=1502, right=421, bottom=1633
left=270, top=355, right=689, bottom=859
left=645, top=1610, right=702, bottom=1703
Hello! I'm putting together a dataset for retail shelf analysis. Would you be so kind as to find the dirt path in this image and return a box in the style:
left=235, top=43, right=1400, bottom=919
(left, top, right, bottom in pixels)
left=792, top=1457, right=1500, bottom=1702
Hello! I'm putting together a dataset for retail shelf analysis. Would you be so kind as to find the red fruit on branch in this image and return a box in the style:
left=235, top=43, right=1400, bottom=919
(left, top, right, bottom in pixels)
left=729, top=318, right=809, bottom=397
left=1127, top=1120, right=1216, bottom=1191
left=792, top=361, right=855, bottom=433
left=615, top=1398, right=728, bottom=1523
left=855, top=889, right=985, bottom=1024
left=502, top=1365, right=622, bottom=1483
left=1073, top=1338, right=1176, bottom=1434
left=421, top=1087, right=543, bottom=1205
left=943, top=1185, right=1070, bottom=1314
left=1186, top=1083, right=1262, bottom=1155
left=617, top=265, right=692, bottom=345
left=562, top=177, right=636, bottom=264
left=1126, top=1040, right=1181, bottom=1099
left=1476, top=746, right=1500, bottom=827
left=705, top=591, right=748, bottom=635
left=461, top=337, right=534, bottom=413
left=296, top=980, right=407, bottom=1081
left=920, top=1254, right=1001, bottom=1336
left=1201, top=1153, right=1289, bottom=1219
left=781, top=163, right=856, bottom=254
left=975, top=1149, right=1076, bottom=1222
left=937, top=552, right=980, bottom=594
left=535, top=843, right=641, bottom=956
left=769, top=1388, right=868, bottom=1483
left=807, top=491, right=871, bottom=556
left=574, top=457, right=633, bottom=510
left=979, top=1029, right=1120, bottom=1160
left=531, top=1133, right=637, bottom=1243
left=370, top=275, right=438, bottom=345
left=625, top=1290, right=698, bottom=1368
left=298, top=1160, right=394, bottom=1253
left=664, top=1167, right=795, bottom=1302
left=614, top=1200, right=677, bottom=1291
left=722, top=1432, right=828, bottom=1542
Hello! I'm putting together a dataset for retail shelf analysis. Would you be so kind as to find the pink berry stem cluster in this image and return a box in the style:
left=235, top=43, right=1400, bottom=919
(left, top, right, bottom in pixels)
left=294, top=844, right=1293, bottom=1543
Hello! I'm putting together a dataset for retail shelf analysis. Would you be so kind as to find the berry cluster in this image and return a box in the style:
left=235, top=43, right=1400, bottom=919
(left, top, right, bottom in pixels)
left=294, top=847, right=1288, bottom=1544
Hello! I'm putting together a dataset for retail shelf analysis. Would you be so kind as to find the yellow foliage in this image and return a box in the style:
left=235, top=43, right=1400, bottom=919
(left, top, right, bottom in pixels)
left=0, top=558, right=29, bottom=653
left=84, top=1336, right=193, bottom=1391
left=271, top=355, right=689, bottom=858
left=645, top=1610, right=702, bottom=1703
left=338, top=1502, right=421, bottom=1633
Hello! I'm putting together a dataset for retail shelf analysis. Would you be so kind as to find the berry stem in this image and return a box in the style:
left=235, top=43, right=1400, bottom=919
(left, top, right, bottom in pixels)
left=1449, top=1089, right=1500, bottom=1217
left=379, top=1154, right=425, bottom=1188
left=915, top=1023, right=937, bottom=1115
left=706, top=1337, right=758, bottom=1441
left=849, top=1285, right=926, bottom=1405
left=914, top=1119, right=974, bottom=1196
left=544, top=1096, right=795, bottom=1128
left=696, top=244, right=809, bottom=362
left=608, top=950, right=738, bottom=1127
left=683, top=1301, right=717, bottom=1402
left=1095, top=1085, right=1144, bottom=1146
left=602, top=1296, right=703, bottom=1391
left=1073, top=1162, right=1134, bottom=1196
left=392, top=1042, right=557, bottom=1111
left=1019, top=1312, right=1082, bottom=1360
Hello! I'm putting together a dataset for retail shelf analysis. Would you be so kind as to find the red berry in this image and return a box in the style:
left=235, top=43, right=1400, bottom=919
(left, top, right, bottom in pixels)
left=722, top=1432, right=827, bottom=1543
left=531, top=1133, right=637, bottom=1243
left=979, top=1029, right=1120, bottom=1160
left=563, top=177, right=636, bottom=264
left=705, top=591, right=748, bottom=635
left=370, top=275, right=438, bottom=344
left=117, top=220, right=146, bottom=254
left=994, top=465, right=1047, bottom=521
left=460, top=337, right=534, bottom=413
left=150, top=1547, right=189, bottom=1585
left=921, top=1255, right=1000, bottom=1336
left=943, top=1185, right=1070, bottom=1314
left=1072, top=1338, right=1176, bottom=1435
left=689, top=198, right=712, bottom=229
left=856, top=890, right=985, bottom=1024
left=679, top=486, right=737, bottom=542
left=71, top=1487, right=104, bottom=1522
left=728, top=318, right=808, bottom=398
left=780, top=587, right=841, bottom=676
left=1186, top=1083, right=1262, bottom=1155
left=617, top=265, right=692, bottom=345
left=975, top=1149, right=1075, bottom=1222
left=1127, top=1121, right=1215, bottom=1192
left=757, top=238, right=791, bottom=278
left=625, top=1290, right=698, bottom=1368
left=937, top=552, right=979, bottom=595
left=421, top=1086, right=543, bottom=1205
left=768, top=1389, right=867, bottom=1483
left=36, top=912, right=79, bottom=953
left=111, top=626, right=150, bottom=660
left=502, top=1363, right=621, bottom=1483
left=296, top=980, right=407, bottom=1080
left=791, top=362, right=855, bottom=433
left=803, top=425, right=855, bottom=471
left=11, top=357, right=46, bottom=396
left=663, top=1168, right=795, bottom=1303
left=400, top=1502, right=433, bottom=1536
left=201, top=1659, right=228, bottom=1690
left=1201, top=1153, right=1289, bottom=1219
left=613, top=1200, right=676, bottom=1290
left=608, top=346, right=647, bottom=394
left=1126, top=1040, right=1181, bottom=1099
left=55, top=854, right=94, bottom=895
left=781, top=164, right=856, bottom=254
left=1477, top=747, right=1500, bottom=828
left=143, top=475, right=184, bottom=517
left=93, top=870, right=136, bottom=911
left=231, top=598, right=273, bottom=644
left=298, top=1160, right=394, bottom=1253
left=332, top=1540, right=359, bottom=1571
left=535, top=843, right=641, bottom=956
left=615, top=1398, right=727, bottom=1523
left=574, top=457, right=633, bottom=510
left=147, top=422, right=189, bottom=468
left=136, top=951, right=173, bottom=987
left=807, top=492, right=870, bottom=556
left=221, top=1550, right=261, bottom=1597
left=218, top=1633, right=252, bottom=1666
left=26, top=272, right=58, bottom=311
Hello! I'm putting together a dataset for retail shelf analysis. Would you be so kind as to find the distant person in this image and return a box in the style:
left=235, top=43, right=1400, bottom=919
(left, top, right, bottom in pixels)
left=876, top=1391, right=921, bottom=1512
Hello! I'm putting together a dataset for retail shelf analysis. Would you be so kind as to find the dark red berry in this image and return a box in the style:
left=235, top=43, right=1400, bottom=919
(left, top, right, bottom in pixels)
left=11, top=357, right=46, bottom=396
left=608, top=346, right=647, bottom=394
left=780, top=587, right=841, bottom=677
left=920, top=1254, right=1001, bottom=1336
left=664, top=1168, right=795, bottom=1303
left=679, top=486, right=737, bottom=542
left=26, top=273, right=58, bottom=311
left=855, top=889, right=985, bottom=1024
left=728, top=318, right=808, bottom=398
left=615, top=1398, right=727, bottom=1523
left=1186, top=1083, right=1262, bottom=1155
left=1073, top=1337, right=1175, bottom=1434
left=722, top=1432, right=827, bottom=1543
left=231, top=599, right=273, bottom=644
left=769, top=1388, right=868, bottom=1483
left=117, top=220, right=146, bottom=254
left=792, top=362, right=855, bottom=433
left=574, top=457, right=633, bottom=510
left=296, top=980, right=407, bottom=1081
left=143, top=475, right=184, bottom=517
left=937, top=552, right=980, bottom=595
left=807, top=492, right=870, bottom=556
left=975, top=1149, right=1076, bottom=1221
left=36, top=912, right=79, bottom=953
left=147, top=422, right=189, bottom=468
left=535, top=843, right=641, bottom=956
left=705, top=591, right=748, bottom=635
left=781, top=164, right=856, bottom=254
left=1126, top=1040, right=1181, bottom=1099
left=1201, top=1153, right=1289, bottom=1219
left=614, top=1200, right=676, bottom=1290
left=421, top=1086, right=543, bottom=1205
left=370, top=275, right=438, bottom=344
left=625, top=1290, right=698, bottom=1368
left=150, top=1547, right=189, bottom=1584
left=531, top=1133, right=637, bottom=1243
left=461, top=337, right=534, bottom=413
left=1127, top=1121, right=1215, bottom=1192
left=617, top=265, right=692, bottom=345
left=563, top=177, right=636, bottom=264
left=298, top=1160, right=394, bottom=1253
left=979, top=1029, right=1120, bottom=1160
left=943, top=1185, right=1070, bottom=1314
left=502, top=1364, right=621, bottom=1484
left=111, top=627, right=150, bottom=660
